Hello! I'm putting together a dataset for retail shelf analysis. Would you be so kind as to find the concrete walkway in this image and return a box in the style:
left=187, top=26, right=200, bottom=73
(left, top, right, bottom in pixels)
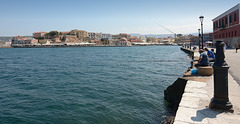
left=225, top=49, right=240, bottom=85
left=174, top=48, right=240, bottom=124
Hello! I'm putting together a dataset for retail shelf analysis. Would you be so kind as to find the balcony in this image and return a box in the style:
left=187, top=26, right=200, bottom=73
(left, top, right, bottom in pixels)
left=218, top=25, right=226, bottom=30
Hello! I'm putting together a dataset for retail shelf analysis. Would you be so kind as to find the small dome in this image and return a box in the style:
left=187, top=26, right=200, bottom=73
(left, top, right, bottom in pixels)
left=121, top=37, right=128, bottom=42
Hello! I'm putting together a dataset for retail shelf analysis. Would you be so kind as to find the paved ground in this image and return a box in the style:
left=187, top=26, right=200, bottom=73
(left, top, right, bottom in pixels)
left=225, top=49, right=240, bottom=85
left=174, top=48, right=240, bottom=124
left=174, top=74, right=240, bottom=124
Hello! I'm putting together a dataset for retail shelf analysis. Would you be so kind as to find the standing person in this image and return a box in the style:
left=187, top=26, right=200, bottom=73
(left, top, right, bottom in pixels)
left=205, top=48, right=215, bottom=62
left=235, top=42, right=239, bottom=53
left=224, top=43, right=227, bottom=51
left=195, top=49, right=209, bottom=67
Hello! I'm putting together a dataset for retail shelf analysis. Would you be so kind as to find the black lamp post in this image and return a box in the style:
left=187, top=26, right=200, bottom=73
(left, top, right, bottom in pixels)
left=198, top=29, right=201, bottom=49
left=199, top=16, right=204, bottom=49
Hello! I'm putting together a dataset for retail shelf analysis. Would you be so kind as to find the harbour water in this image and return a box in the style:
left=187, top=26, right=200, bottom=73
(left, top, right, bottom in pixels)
left=0, top=46, right=191, bottom=124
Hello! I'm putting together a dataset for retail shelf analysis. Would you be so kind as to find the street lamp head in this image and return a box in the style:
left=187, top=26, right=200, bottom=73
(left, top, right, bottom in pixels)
left=199, top=15, right=204, bottom=22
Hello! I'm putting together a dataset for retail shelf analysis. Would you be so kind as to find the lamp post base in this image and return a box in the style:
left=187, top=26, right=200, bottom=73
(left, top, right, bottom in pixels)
left=209, top=98, right=234, bottom=112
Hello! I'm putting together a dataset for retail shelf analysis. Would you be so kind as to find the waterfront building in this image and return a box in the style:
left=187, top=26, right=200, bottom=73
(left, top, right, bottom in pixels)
left=203, top=33, right=213, bottom=42
left=119, top=33, right=131, bottom=39
left=118, top=37, right=131, bottom=46
left=88, top=32, right=101, bottom=40
left=212, top=3, right=240, bottom=48
left=158, top=36, right=174, bottom=44
left=100, top=33, right=112, bottom=41
left=190, top=35, right=199, bottom=45
left=112, top=34, right=120, bottom=40
left=12, top=36, right=38, bottom=45
left=129, top=36, right=141, bottom=43
left=70, top=29, right=88, bottom=40
left=5, top=41, right=11, bottom=46
left=147, top=37, right=157, bottom=43
left=33, top=31, right=47, bottom=38
left=139, top=36, right=147, bottom=42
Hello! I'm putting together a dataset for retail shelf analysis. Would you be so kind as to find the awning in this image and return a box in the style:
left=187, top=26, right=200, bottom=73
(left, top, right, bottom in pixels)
left=205, top=41, right=212, bottom=44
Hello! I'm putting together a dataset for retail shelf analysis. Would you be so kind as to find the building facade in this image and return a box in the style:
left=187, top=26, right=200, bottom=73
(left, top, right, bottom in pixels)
left=100, top=33, right=112, bottom=41
left=88, top=32, right=101, bottom=39
left=12, top=36, right=38, bottom=45
left=33, top=32, right=46, bottom=38
left=212, top=3, right=240, bottom=48
left=70, top=30, right=88, bottom=40
left=203, top=33, right=213, bottom=42
left=119, top=33, right=131, bottom=39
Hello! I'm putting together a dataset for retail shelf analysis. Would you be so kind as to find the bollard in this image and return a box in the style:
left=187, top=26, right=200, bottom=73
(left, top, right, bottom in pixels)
left=209, top=41, right=233, bottom=112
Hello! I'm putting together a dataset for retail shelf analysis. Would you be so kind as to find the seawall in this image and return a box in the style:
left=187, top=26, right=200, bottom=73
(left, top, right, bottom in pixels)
left=164, top=47, right=195, bottom=123
left=165, top=47, right=240, bottom=124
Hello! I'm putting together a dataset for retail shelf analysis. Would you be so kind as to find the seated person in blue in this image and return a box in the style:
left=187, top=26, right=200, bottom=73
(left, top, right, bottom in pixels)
left=195, top=49, right=209, bottom=67
left=204, top=48, right=215, bottom=62
left=193, top=45, right=197, bottom=50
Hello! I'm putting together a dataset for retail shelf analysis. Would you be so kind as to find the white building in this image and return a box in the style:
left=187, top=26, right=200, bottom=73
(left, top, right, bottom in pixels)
left=139, top=36, right=147, bottom=42
left=100, top=33, right=112, bottom=41
left=88, top=32, right=112, bottom=41
left=88, top=32, right=100, bottom=39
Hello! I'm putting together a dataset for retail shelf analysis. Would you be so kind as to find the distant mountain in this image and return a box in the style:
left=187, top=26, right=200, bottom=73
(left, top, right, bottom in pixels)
left=130, top=34, right=174, bottom=38
left=130, top=33, right=199, bottom=38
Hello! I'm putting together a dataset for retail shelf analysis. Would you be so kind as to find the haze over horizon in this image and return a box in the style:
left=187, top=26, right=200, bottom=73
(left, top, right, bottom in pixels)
left=0, top=0, right=239, bottom=36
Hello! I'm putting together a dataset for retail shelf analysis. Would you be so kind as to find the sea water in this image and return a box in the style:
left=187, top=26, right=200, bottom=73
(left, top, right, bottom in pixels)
left=0, top=46, right=191, bottom=124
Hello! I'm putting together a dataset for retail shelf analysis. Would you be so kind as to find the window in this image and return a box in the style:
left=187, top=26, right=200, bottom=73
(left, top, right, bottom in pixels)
left=229, top=32, right=230, bottom=37
left=225, top=17, right=228, bottom=25
left=235, top=31, right=237, bottom=36
left=226, top=32, right=228, bottom=38
left=230, top=15, right=232, bottom=23
left=234, top=13, right=237, bottom=22
left=232, top=31, right=233, bottom=37
left=216, top=22, right=218, bottom=28
left=222, top=19, right=224, bottom=27
left=219, top=20, right=221, bottom=27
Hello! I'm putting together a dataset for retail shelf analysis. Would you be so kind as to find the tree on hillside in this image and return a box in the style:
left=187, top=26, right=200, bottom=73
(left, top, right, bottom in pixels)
left=177, top=34, right=183, bottom=37
left=45, top=31, right=59, bottom=38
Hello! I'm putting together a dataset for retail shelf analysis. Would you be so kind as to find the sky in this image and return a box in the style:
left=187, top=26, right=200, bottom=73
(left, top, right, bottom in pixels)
left=0, top=0, right=239, bottom=36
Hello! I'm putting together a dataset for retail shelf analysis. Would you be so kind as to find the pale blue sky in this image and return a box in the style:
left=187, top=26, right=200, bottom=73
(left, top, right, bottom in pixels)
left=0, top=0, right=239, bottom=36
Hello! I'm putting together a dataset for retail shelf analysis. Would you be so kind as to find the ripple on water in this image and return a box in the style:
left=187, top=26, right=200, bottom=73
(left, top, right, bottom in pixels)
left=0, top=46, right=191, bottom=124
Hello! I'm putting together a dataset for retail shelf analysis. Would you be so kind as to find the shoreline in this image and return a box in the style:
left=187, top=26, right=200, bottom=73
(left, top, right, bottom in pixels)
left=0, top=46, right=11, bottom=48
left=164, top=47, right=195, bottom=124
left=1, top=44, right=178, bottom=48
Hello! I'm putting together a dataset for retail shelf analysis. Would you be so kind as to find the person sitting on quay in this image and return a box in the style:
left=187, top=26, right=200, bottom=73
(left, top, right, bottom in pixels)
left=195, top=49, right=209, bottom=67
left=204, top=48, right=215, bottom=62
left=211, top=49, right=215, bottom=55
left=193, top=45, right=197, bottom=50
